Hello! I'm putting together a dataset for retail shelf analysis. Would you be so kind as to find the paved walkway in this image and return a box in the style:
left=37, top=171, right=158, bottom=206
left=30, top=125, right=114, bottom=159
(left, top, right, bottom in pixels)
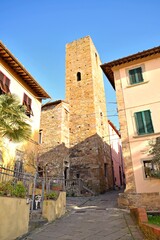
left=25, top=191, right=146, bottom=240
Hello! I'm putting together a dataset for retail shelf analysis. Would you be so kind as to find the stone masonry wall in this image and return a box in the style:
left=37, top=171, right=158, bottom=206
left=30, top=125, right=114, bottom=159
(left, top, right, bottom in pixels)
left=65, top=36, right=113, bottom=193
left=118, top=192, right=160, bottom=211
left=91, top=39, right=113, bottom=189
left=38, top=101, right=69, bottom=177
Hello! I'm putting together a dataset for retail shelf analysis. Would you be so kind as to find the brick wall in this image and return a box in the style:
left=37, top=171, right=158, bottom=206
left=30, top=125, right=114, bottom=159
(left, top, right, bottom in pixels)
left=130, top=208, right=160, bottom=240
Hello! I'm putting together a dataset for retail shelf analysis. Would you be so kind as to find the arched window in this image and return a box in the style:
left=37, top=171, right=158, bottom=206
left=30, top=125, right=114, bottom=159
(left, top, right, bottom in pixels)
left=77, top=72, right=81, bottom=81
left=95, top=53, right=98, bottom=65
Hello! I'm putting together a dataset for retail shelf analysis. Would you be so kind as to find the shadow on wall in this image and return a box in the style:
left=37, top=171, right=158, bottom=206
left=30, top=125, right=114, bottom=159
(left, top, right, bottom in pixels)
left=38, top=134, right=114, bottom=194
left=38, top=143, right=69, bottom=178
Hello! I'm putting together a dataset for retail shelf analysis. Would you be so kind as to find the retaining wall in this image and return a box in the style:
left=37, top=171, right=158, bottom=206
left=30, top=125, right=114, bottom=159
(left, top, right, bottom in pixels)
left=0, top=197, right=29, bottom=240
left=130, top=208, right=160, bottom=240
left=42, top=191, right=66, bottom=222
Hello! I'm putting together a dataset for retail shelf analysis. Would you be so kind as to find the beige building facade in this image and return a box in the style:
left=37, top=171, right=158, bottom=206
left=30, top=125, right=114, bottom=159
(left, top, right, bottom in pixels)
left=101, top=46, right=160, bottom=209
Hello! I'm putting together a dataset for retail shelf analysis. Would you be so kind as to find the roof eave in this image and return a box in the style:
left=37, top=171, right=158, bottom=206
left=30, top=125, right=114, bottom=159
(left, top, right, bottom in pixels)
left=101, top=64, right=115, bottom=89
left=101, top=45, right=160, bottom=90
left=0, top=41, right=51, bottom=99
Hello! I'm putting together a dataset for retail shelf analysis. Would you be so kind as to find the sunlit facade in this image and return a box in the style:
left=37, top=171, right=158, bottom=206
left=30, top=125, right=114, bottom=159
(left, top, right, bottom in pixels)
left=0, top=42, right=50, bottom=170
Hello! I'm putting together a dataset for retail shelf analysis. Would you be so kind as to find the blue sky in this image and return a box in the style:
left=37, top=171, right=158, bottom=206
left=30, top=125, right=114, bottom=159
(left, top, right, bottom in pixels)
left=0, top=0, right=160, bottom=129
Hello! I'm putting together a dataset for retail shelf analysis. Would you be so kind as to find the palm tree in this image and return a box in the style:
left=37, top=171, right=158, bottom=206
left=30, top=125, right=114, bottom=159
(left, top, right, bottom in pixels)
left=0, top=94, right=31, bottom=142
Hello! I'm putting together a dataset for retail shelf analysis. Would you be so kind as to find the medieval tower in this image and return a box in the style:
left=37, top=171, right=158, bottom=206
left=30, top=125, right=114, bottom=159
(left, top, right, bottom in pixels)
left=65, top=36, right=113, bottom=193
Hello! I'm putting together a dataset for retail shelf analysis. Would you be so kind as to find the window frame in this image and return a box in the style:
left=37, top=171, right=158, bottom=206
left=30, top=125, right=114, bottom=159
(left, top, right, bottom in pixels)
left=129, top=67, right=143, bottom=85
left=126, top=64, right=145, bottom=86
left=143, top=160, right=157, bottom=179
left=77, top=72, right=81, bottom=81
left=14, top=150, right=24, bottom=179
left=39, top=129, right=43, bottom=144
left=0, top=71, right=11, bottom=94
left=23, top=93, right=33, bottom=117
left=38, top=165, right=43, bottom=177
left=134, top=110, right=154, bottom=135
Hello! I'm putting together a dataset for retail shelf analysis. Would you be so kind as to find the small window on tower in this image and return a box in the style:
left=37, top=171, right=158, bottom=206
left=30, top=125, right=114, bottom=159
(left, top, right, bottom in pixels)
left=95, top=53, right=98, bottom=65
left=77, top=72, right=81, bottom=81
left=39, top=129, right=43, bottom=144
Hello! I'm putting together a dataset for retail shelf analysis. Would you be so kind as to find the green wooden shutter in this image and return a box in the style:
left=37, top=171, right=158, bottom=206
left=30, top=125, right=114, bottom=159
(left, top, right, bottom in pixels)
left=135, top=112, right=145, bottom=134
left=129, top=67, right=143, bottom=84
left=144, top=110, right=154, bottom=133
left=135, top=67, right=143, bottom=83
left=135, top=110, right=154, bottom=135
left=129, top=69, right=136, bottom=84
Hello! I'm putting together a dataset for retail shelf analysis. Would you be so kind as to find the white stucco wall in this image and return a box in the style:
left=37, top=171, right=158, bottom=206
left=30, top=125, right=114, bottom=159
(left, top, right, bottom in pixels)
left=0, top=64, right=42, bottom=134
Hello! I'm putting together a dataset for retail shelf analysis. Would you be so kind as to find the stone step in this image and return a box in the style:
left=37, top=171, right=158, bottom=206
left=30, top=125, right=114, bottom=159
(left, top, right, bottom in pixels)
left=29, top=218, right=48, bottom=232
left=30, top=209, right=43, bottom=220
left=82, top=185, right=95, bottom=196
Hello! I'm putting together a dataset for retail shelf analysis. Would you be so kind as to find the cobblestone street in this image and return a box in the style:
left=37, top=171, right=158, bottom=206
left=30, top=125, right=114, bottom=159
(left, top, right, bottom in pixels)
left=25, top=191, right=146, bottom=240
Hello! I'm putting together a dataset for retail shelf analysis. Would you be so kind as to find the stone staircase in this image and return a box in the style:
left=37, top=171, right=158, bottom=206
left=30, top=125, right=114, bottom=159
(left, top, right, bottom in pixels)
left=29, top=209, right=48, bottom=232
left=81, top=184, right=95, bottom=196
left=65, top=179, right=95, bottom=197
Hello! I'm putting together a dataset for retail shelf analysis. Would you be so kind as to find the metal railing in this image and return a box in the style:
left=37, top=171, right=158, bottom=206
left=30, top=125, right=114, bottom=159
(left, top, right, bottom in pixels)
left=0, top=166, right=65, bottom=212
left=0, top=165, right=95, bottom=213
left=0, top=165, right=34, bottom=197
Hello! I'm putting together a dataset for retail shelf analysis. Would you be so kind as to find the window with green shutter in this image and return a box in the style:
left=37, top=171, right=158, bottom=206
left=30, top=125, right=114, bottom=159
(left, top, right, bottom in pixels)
left=134, top=110, right=154, bottom=135
left=129, top=67, right=143, bottom=85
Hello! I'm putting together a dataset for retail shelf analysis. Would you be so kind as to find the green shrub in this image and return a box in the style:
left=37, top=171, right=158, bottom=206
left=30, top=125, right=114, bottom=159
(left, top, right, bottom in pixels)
left=148, top=215, right=160, bottom=226
left=12, top=182, right=26, bottom=198
left=45, top=191, right=59, bottom=200
left=0, top=180, right=14, bottom=196
left=0, top=180, right=26, bottom=198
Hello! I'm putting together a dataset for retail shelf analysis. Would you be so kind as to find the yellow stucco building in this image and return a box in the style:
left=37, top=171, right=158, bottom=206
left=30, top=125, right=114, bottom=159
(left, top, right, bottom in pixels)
left=0, top=41, right=50, bottom=171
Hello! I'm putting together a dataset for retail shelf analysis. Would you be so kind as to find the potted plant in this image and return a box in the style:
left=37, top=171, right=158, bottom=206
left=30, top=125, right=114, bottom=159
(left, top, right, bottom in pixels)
left=50, top=182, right=62, bottom=191
left=45, top=191, right=59, bottom=200
left=0, top=180, right=26, bottom=198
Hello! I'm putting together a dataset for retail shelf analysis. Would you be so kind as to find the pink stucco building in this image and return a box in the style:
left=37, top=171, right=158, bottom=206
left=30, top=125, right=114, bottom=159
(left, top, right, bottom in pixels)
left=108, top=120, right=124, bottom=189
left=101, top=46, right=160, bottom=209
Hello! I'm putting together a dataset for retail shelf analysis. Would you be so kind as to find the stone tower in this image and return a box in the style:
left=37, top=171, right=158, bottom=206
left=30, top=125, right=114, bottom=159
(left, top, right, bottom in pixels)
left=65, top=36, right=113, bottom=193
